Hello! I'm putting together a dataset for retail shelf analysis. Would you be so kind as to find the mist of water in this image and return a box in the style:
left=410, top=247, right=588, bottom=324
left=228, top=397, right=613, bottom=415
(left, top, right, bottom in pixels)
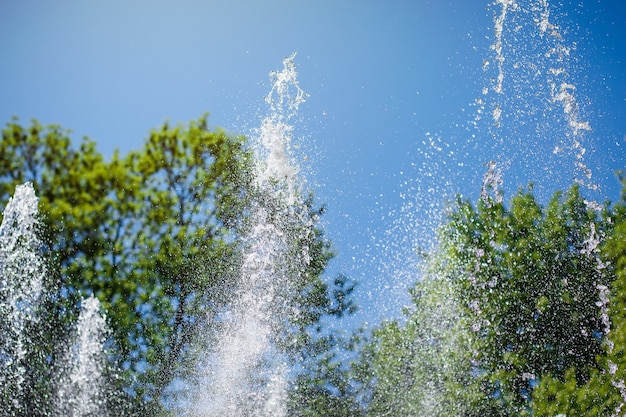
left=479, top=0, right=597, bottom=194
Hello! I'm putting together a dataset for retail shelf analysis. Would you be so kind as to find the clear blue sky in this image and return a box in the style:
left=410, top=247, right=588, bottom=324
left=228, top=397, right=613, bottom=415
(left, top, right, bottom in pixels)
left=1, top=0, right=624, bottom=326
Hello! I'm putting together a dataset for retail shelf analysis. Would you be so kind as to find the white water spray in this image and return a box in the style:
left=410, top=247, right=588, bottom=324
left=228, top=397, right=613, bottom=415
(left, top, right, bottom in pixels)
left=478, top=0, right=598, bottom=194
left=183, top=53, right=311, bottom=416
left=55, top=295, right=111, bottom=417
left=0, top=182, right=46, bottom=414
left=481, top=1, right=623, bottom=413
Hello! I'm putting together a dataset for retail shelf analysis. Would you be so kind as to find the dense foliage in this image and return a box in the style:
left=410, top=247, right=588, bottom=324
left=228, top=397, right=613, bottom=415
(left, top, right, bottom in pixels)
left=357, top=179, right=626, bottom=416
left=0, top=115, right=251, bottom=414
left=532, top=174, right=626, bottom=416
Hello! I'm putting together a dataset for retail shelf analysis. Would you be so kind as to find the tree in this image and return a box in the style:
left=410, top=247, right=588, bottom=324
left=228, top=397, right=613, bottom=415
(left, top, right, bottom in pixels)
left=287, top=273, right=364, bottom=417
left=357, top=182, right=616, bottom=416
left=443, top=184, right=613, bottom=415
left=532, top=174, right=626, bottom=416
left=356, top=246, right=494, bottom=417
left=121, top=115, right=252, bottom=409
left=0, top=115, right=250, bottom=414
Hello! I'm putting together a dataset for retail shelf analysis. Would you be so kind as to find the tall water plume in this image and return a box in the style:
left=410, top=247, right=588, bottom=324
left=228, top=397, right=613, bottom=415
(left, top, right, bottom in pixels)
left=181, top=53, right=311, bottom=416
left=367, top=0, right=619, bottom=413
left=374, top=0, right=604, bottom=317
left=0, top=182, right=46, bottom=415
left=397, top=0, right=604, bottom=286
left=55, top=294, right=111, bottom=417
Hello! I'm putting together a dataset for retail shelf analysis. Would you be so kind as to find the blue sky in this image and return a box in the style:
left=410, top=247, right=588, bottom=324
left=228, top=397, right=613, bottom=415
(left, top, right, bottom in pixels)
left=1, top=0, right=625, bottom=326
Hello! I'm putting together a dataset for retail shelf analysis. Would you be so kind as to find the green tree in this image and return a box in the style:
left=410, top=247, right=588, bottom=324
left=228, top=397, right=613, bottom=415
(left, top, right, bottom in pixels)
left=356, top=249, right=492, bottom=417
left=533, top=174, right=626, bottom=416
left=357, top=183, right=616, bottom=416
left=287, top=273, right=364, bottom=417
left=445, top=185, right=612, bottom=415
left=121, top=116, right=251, bottom=410
left=0, top=115, right=251, bottom=414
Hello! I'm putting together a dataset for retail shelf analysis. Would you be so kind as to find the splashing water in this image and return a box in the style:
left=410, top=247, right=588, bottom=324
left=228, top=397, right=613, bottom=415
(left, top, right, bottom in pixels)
left=0, top=182, right=46, bottom=414
left=55, top=295, right=111, bottom=417
left=491, top=0, right=517, bottom=96
left=182, top=53, right=311, bottom=416
left=0, top=1, right=620, bottom=415
left=0, top=184, right=115, bottom=417
left=475, top=0, right=598, bottom=195
left=376, top=0, right=609, bottom=326
left=256, top=53, right=309, bottom=203
left=480, top=160, right=504, bottom=205
left=488, top=4, right=623, bottom=413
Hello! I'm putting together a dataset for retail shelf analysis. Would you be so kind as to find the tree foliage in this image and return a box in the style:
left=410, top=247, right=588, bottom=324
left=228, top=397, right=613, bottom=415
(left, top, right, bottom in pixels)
left=358, top=182, right=621, bottom=416
left=532, top=174, right=626, bottom=416
left=0, top=116, right=248, bottom=414
left=358, top=258, right=483, bottom=417
left=447, top=185, right=612, bottom=415
left=287, top=273, right=364, bottom=417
